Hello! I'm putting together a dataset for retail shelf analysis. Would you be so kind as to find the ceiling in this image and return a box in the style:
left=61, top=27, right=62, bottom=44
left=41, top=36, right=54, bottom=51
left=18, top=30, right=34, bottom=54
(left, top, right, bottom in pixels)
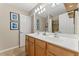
left=9, top=3, right=38, bottom=12
left=36, top=3, right=79, bottom=18
left=8, top=3, right=79, bottom=17
left=37, top=3, right=66, bottom=18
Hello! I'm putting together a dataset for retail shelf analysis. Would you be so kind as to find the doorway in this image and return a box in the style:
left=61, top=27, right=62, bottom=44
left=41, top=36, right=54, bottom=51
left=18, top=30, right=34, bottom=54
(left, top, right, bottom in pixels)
left=19, top=14, right=31, bottom=47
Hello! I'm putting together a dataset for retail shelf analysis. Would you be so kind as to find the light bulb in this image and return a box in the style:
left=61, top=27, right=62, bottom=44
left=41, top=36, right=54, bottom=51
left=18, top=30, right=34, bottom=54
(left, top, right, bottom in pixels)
left=37, top=7, right=40, bottom=11
left=52, top=3, right=56, bottom=7
left=41, top=10, right=43, bottom=13
left=40, top=5, right=42, bottom=9
left=43, top=8, right=46, bottom=11
left=69, top=5, right=73, bottom=8
left=38, top=12, right=40, bottom=14
left=35, top=9, right=37, bottom=13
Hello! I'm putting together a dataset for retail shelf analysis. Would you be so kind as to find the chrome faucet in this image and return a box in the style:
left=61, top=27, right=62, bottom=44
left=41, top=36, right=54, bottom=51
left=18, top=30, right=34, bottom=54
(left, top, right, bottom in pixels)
left=54, top=33, right=58, bottom=38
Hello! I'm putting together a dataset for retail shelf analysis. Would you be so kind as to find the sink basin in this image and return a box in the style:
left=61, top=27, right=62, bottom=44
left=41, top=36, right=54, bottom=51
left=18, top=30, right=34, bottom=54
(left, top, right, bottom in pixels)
left=28, top=33, right=79, bottom=51
left=47, top=35, right=55, bottom=38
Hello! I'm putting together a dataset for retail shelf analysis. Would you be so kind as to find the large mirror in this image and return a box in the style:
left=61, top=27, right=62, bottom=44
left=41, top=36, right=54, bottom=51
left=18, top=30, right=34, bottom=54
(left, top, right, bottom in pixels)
left=35, top=14, right=48, bottom=32
left=34, top=3, right=79, bottom=34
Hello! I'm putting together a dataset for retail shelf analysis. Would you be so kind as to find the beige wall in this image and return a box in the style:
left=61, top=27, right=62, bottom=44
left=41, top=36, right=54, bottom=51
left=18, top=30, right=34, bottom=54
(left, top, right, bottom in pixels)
left=0, top=4, right=29, bottom=51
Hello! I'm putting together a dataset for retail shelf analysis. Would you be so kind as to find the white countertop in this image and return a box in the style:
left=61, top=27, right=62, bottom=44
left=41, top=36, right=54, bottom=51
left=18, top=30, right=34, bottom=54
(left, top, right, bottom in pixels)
left=27, top=32, right=79, bottom=52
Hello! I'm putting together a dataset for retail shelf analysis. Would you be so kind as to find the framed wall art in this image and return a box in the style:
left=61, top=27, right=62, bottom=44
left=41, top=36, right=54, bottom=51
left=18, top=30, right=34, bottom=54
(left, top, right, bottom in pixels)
left=10, top=22, right=19, bottom=30
left=10, top=12, right=19, bottom=21
left=10, top=12, right=19, bottom=30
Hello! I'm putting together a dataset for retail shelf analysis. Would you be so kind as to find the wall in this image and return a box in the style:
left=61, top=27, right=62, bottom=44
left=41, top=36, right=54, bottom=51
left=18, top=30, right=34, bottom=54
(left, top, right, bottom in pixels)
left=75, top=11, right=79, bottom=34
left=59, top=13, right=74, bottom=34
left=0, top=4, right=29, bottom=51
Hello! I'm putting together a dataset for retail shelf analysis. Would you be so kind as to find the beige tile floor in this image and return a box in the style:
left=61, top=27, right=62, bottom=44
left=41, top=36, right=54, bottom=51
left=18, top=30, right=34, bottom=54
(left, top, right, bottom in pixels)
left=0, top=46, right=26, bottom=56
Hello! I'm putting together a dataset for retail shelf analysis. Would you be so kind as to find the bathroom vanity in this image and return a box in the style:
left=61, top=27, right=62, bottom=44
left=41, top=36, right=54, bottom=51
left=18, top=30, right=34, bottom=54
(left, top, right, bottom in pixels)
left=25, top=3, right=79, bottom=56
left=25, top=33, right=79, bottom=56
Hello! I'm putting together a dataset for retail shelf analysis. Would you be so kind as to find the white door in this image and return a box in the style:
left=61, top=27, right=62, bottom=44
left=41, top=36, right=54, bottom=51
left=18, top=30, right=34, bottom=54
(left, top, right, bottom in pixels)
left=20, top=14, right=31, bottom=47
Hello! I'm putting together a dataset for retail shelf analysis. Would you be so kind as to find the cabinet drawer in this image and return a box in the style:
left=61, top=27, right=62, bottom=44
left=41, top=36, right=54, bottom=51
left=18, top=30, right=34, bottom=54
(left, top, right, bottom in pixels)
left=28, top=36, right=34, bottom=43
left=47, top=43, right=75, bottom=56
left=35, top=39, right=46, bottom=49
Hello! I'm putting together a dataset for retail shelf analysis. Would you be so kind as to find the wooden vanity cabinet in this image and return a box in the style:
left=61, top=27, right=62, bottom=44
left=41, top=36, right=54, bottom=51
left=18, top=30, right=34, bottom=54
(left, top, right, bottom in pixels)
left=35, top=39, right=46, bottom=56
left=47, top=43, right=78, bottom=56
left=28, top=36, right=35, bottom=56
left=46, top=51, right=56, bottom=56
left=25, top=36, right=79, bottom=56
left=25, top=35, right=29, bottom=55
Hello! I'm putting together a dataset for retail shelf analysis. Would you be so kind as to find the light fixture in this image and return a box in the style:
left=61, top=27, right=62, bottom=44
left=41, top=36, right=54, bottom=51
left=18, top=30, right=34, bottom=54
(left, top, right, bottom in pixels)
left=40, top=5, right=42, bottom=9
left=38, top=12, right=41, bottom=14
left=43, top=8, right=46, bottom=12
left=35, top=9, right=37, bottom=13
left=34, top=4, right=46, bottom=14
left=51, top=3, right=56, bottom=7
left=37, top=7, right=40, bottom=11
left=68, top=11, right=74, bottom=13
left=40, top=10, right=43, bottom=13
left=69, top=5, right=73, bottom=8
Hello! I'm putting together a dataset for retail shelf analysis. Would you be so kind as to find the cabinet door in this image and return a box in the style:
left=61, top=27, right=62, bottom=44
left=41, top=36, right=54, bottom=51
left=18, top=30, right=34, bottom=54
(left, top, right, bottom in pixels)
left=25, top=39, right=29, bottom=55
left=29, top=42, right=35, bottom=56
left=47, top=51, right=55, bottom=56
left=47, top=43, right=76, bottom=56
left=35, top=45, right=46, bottom=56
left=25, top=36, right=29, bottom=55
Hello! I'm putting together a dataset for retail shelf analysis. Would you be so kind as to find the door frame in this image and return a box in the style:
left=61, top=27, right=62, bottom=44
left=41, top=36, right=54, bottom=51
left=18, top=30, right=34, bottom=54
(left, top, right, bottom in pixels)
left=18, top=14, right=20, bottom=48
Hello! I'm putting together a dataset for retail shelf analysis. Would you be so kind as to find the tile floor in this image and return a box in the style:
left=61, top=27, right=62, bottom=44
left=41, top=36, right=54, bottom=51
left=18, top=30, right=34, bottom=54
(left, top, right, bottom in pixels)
left=0, top=46, right=25, bottom=56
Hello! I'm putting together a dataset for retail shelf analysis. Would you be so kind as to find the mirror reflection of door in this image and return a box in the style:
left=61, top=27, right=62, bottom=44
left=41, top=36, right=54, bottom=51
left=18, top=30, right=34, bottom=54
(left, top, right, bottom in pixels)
left=37, top=19, right=39, bottom=31
left=52, top=16, right=59, bottom=33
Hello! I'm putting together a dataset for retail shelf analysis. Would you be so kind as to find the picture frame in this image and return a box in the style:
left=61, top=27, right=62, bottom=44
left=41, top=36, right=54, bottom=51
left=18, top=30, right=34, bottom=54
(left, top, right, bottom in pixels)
left=10, top=12, right=19, bottom=21
left=10, top=22, right=19, bottom=30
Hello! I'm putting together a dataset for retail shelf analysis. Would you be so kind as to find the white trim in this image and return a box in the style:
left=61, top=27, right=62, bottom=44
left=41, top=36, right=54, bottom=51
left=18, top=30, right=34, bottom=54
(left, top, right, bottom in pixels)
left=0, top=46, right=19, bottom=53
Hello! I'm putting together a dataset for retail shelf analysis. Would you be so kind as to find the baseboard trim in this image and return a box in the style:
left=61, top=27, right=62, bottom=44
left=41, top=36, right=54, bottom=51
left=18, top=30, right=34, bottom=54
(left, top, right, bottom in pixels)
left=0, top=46, right=19, bottom=53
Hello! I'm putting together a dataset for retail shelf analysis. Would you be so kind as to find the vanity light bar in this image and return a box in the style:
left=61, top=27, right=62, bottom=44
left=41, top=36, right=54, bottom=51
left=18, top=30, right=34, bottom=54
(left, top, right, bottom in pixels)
left=38, top=12, right=41, bottom=14
left=51, top=3, right=56, bottom=7
left=34, top=4, right=46, bottom=14
left=40, top=5, right=43, bottom=9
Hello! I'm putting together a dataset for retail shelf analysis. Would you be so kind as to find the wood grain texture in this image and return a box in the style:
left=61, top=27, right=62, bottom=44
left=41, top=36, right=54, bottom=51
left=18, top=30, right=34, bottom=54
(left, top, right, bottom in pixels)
left=35, top=39, right=46, bottom=49
left=35, top=39, right=46, bottom=56
left=35, top=45, right=46, bottom=56
left=25, top=36, right=79, bottom=56
left=28, top=42, right=35, bottom=56
left=46, top=51, right=56, bottom=56
left=28, top=36, right=35, bottom=56
left=47, top=43, right=76, bottom=56
left=28, top=36, right=35, bottom=43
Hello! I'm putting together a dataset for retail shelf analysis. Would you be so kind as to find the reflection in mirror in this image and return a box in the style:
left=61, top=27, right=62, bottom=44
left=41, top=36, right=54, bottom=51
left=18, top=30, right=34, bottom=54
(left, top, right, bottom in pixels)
left=59, top=11, right=75, bottom=34
left=35, top=14, right=47, bottom=32
left=51, top=16, right=59, bottom=33
left=34, top=3, right=79, bottom=34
